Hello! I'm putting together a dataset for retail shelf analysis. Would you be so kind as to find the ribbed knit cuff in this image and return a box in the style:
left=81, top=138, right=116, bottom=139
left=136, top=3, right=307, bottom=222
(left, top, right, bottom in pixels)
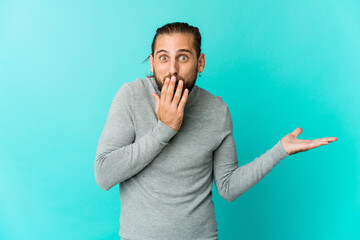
left=151, top=120, right=178, bottom=144
left=269, top=140, right=290, bottom=166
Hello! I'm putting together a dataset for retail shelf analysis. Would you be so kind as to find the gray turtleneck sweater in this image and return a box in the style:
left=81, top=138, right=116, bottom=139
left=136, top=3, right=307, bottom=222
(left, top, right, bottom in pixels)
left=94, top=77, right=289, bottom=240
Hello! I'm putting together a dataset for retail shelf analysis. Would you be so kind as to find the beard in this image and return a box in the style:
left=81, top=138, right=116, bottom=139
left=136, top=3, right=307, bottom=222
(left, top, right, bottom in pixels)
left=153, top=66, right=198, bottom=96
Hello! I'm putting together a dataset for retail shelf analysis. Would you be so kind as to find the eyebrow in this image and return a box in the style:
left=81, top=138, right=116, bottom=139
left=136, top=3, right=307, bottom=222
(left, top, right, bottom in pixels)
left=155, top=49, right=193, bottom=56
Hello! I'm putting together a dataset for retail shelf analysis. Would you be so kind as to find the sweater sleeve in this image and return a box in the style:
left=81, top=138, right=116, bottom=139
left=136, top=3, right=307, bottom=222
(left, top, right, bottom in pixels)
left=213, top=105, right=289, bottom=202
left=94, top=83, right=178, bottom=191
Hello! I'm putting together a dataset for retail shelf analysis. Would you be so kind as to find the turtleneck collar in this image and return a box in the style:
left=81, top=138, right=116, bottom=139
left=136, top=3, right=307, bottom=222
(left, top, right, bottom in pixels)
left=148, top=77, right=199, bottom=109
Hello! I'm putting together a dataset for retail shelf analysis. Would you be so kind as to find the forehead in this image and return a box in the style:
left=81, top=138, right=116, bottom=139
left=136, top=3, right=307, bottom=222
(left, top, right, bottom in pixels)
left=154, top=33, right=195, bottom=53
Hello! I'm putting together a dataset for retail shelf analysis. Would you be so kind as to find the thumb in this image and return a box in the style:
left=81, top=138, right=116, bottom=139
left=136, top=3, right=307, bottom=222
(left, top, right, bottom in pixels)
left=290, top=127, right=303, bottom=138
left=152, top=92, right=160, bottom=114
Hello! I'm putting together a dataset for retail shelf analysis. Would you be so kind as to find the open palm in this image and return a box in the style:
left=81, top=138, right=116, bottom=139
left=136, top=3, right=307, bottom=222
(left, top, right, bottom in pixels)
left=280, top=127, right=338, bottom=155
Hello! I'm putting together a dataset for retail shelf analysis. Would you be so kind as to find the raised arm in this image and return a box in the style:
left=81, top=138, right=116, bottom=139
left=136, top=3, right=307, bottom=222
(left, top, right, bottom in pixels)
left=95, top=76, right=189, bottom=191
left=94, top=83, right=177, bottom=191
left=213, top=105, right=289, bottom=202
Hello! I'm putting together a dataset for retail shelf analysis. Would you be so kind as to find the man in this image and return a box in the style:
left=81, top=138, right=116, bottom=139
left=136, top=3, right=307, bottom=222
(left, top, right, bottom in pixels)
left=94, top=22, right=337, bottom=240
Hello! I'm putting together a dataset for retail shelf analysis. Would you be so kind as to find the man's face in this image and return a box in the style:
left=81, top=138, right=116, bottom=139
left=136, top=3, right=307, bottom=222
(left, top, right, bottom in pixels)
left=150, top=33, right=204, bottom=95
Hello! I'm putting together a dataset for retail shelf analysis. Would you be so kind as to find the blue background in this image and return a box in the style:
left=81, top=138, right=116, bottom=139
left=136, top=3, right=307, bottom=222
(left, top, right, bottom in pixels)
left=1, top=0, right=359, bottom=239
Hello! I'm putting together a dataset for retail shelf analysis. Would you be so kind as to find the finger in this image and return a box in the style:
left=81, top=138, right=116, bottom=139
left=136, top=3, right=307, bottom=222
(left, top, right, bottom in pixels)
left=161, top=77, right=170, bottom=104
left=152, top=92, right=160, bottom=114
left=171, top=80, right=183, bottom=108
left=301, top=141, right=327, bottom=152
left=313, top=137, right=338, bottom=142
left=166, top=76, right=176, bottom=104
left=312, top=140, right=329, bottom=145
left=310, top=140, right=332, bottom=146
left=177, top=88, right=189, bottom=113
left=290, top=127, right=303, bottom=138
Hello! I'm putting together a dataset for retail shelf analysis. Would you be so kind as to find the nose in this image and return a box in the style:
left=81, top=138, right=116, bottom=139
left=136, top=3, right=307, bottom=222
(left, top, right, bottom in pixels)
left=169, top=58, right=179, bottom=77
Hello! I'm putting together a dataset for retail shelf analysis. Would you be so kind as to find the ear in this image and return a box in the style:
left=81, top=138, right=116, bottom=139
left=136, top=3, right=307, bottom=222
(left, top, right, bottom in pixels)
left=149, top=54, right=154, bottom=73
left=198, top=53, right=205, bottom=73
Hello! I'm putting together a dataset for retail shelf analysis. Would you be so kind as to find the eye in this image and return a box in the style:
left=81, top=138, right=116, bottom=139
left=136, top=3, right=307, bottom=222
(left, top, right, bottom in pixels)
left=160, top=55, right=167, bottom=61
left=179, top=55, right=189, bottom=61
